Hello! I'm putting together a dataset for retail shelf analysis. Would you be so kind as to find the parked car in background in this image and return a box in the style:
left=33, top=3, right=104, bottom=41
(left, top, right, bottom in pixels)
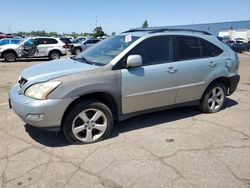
left=234, top=38, right=246, bottom=43
left=235, top=40, right=250, bottom=52
left=229, top=43, right=246, bottom=53
left=72, top=37, right=86, bottom=43
left=0, top=34, right=9, bottom=39
left=0, top=33, right=14, bottom=38
left=226, top=40, right=235, bottom=46
left=9, top=29, right=240, bottom=144
left=0, top=38, right=23, bottom=46
left=69, top=38, right=101, bottom=54
left=59, top=37, right=74, bottom=48
left=0, top=37, right=67, bottom=62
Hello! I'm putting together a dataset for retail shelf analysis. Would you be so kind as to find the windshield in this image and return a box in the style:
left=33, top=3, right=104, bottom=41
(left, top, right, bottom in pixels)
left=74, top=35, right=139, bottom=65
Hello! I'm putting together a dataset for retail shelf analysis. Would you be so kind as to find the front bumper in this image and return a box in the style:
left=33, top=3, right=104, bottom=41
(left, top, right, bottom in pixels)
left=60, top=48, right=67, bottom=56
left=228, top=74, right=240, bottom=95
left=9, top=84, right=73, bottom=128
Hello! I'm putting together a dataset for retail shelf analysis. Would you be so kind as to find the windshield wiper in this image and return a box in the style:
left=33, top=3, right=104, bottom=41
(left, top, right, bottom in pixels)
left=81, top=56, right=93, bottom=64
left=71, top=56, right=102, bottom=66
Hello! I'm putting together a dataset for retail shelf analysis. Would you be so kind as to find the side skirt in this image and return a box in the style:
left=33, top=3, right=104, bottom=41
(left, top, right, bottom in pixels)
left=118, top=100, right=200, bottom=121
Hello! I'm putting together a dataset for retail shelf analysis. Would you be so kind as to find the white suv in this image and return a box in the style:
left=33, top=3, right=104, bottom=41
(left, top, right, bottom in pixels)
left=0, top=37, right=67, bottom=62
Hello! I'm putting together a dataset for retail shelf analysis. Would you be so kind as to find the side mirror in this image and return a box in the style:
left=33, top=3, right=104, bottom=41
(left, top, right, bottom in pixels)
left=126, top=55, right=142, bottom=68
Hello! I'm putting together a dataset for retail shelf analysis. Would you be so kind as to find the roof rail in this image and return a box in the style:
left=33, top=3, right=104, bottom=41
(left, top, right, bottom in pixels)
left=121, top=29, right=151, bottom=33
left=122, top=28, right=211, bottom=35
left=149, top=28, right=212, bottom=35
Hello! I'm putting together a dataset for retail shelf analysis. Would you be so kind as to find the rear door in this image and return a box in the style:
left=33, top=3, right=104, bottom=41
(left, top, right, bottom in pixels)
left=121, top=36, right=178, bottom=114
left=35, top=38, right=47, bottom=57
left=173, top=36, right=223, bottom=103
left=36, top=38, right=58, bottom=57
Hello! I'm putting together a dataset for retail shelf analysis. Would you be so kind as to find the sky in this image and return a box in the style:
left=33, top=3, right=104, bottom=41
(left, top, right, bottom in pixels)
left=0, top=0, right=250, bottom=35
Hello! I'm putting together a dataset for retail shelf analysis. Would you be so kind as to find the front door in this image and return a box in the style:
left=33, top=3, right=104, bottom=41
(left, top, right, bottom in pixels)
left=121, top=36, right=178, bottom=114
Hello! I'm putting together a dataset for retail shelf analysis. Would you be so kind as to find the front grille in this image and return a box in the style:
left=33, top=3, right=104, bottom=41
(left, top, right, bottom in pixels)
left=18, top=77, right=27, bottom=88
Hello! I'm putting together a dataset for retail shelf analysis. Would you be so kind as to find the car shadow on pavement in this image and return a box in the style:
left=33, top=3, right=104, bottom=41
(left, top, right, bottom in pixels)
left=111, top=98, right=238, bottom=138
left=24, top=98, right=238, bottom=147
left=24, top=125, right=69, bottom=147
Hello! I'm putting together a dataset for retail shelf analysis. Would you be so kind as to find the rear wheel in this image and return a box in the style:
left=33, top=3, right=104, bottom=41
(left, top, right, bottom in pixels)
left=62, top=100, right=113, bottom=144
left=199, top=83, right=226, bottom=113
left=4, top=52, right=16, bottom=62
left=49, top=51, right=60, bottom=60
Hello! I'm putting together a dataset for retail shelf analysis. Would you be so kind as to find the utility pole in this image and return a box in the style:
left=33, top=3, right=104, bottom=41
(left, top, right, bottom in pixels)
left=8, top=25, right=12, bottom=33
left=95, top=15, right=98, bottom=27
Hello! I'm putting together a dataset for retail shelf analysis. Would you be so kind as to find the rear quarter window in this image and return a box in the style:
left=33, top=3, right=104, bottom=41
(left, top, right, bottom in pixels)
left=174, top=36, right=223, bottom=61
left=200, top=39, right=223, bottom=57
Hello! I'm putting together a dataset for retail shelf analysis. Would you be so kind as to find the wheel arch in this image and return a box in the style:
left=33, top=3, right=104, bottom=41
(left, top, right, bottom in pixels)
left=61, top=91, right=119, bottom=128
left=49, top=49, right=62, bottom=56
left=1, top=49, right=18, bottom=58
left=204, top=77, right=230, bottom=97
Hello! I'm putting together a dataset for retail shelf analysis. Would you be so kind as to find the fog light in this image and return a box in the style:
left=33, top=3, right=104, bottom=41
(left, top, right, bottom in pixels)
left=26, top=114, right=44, bottom=121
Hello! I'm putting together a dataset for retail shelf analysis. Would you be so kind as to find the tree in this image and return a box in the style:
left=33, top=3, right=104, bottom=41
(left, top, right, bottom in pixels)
left=48, top=32, right=58, bottom=37
left=142, top=20, right=148, bottom=28
left=111, top=32, right=116, bottom=36
left=93, top=26, right=105, bottom=38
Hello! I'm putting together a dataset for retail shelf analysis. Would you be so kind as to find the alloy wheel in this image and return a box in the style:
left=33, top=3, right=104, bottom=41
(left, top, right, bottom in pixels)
left=207, top=87, right=224, bottom=111
left=5, top=53, right=16, bottom=62
left=72, top=108, right=107, bottom=143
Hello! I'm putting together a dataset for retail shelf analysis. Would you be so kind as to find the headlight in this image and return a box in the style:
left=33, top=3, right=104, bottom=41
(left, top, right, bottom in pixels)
left=25, top=81, right=61, bottom=100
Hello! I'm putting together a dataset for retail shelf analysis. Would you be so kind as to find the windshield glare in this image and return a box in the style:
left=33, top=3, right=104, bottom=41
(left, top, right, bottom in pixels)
left=75, top=35, right=139, bottom=65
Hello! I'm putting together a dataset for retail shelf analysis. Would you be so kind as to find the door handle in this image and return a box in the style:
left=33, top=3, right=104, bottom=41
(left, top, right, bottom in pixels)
left=167, top=67, right=177, bottom=73
left=209, top=62, right=216, bottom=68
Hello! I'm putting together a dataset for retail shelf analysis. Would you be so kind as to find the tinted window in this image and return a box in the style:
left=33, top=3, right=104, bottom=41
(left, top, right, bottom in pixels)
left=60, top=38, right=71, bottom=44
left=200, top=39, right=223, bottom=57
left=46, top=38, right=58, bottom=44
left=36, top=38, right=46, bottom=45
left=130, top=36, right=171, bottom=66
left=25, top=39, right=35, bottom=46
left=175, top=36, right=201, bottom=60
left=85, top=40, right=91, bottom=44
left=11, top=39, right=21, bottom=44
left=0, top=39, right=9, bottom=45
left=92, top=39, right=100, bottom=43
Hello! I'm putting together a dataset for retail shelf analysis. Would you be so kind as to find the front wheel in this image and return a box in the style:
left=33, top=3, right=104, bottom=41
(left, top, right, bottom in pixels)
left=4, top=52, right=16, bottom=62
left=199, top=83, right=226, bottom=113
left=62, top=101, right=113, bottom=144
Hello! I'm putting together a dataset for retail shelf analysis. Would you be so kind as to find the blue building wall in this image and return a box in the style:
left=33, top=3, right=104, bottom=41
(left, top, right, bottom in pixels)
left=149, top=20, right=250, bottom=35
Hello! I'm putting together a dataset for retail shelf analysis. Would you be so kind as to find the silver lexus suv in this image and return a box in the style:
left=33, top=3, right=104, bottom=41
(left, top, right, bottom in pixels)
left=0, top=37, right=67, bottom=62
left=9, top=29, right=240, bottom=144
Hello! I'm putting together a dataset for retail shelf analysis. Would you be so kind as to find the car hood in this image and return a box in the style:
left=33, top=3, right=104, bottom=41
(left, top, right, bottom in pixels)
left=21, top=58, right=97, bottom=83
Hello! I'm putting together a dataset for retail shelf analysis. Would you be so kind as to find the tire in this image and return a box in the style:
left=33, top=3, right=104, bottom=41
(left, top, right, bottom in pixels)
left=49, top=51, right=60, bottom=60
left=74, top=48, right=82, bottom=55
left=4, top=52, right=16, bottom=62
left=199, top=82, right=226, bottom=113
left=62, top=100, right=113, bottom=144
